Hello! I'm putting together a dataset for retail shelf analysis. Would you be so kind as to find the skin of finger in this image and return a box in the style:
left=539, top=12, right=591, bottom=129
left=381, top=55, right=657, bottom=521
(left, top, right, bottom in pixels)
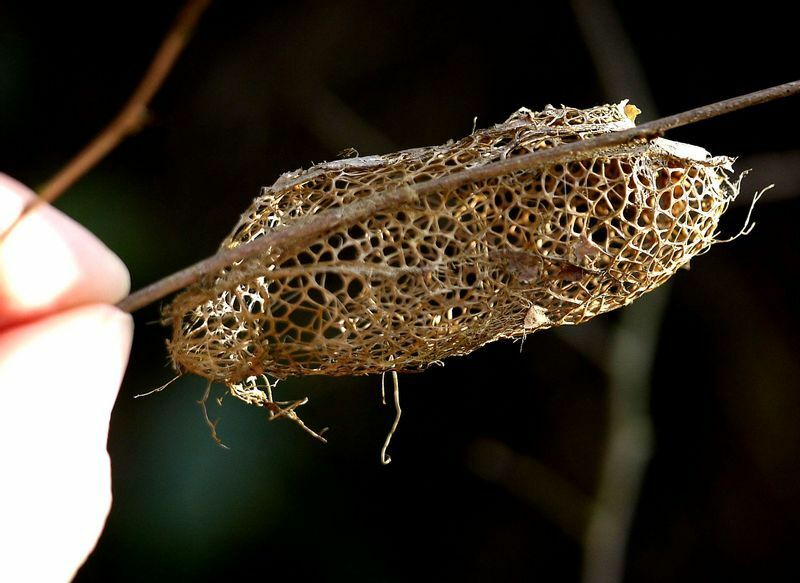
left=0, top=173, right=130, bottom=329
left=0, top=304, right=133, bottom=582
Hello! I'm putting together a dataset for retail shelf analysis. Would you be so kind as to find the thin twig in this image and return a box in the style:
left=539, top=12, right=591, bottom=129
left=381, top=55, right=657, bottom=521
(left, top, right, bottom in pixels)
left=117, top=79, right=800, bottom=313
left=0, top=0, right=211, bottom=242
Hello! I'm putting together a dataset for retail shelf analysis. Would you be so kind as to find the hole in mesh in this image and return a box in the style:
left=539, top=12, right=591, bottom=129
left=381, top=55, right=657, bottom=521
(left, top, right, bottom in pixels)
left=413, top=216, right=433, bottom=231
left=608, top=185, right=626, bottom=209
left=383, top=247, right=404, bottom=268
left=437, top=215, right=457, bottom=230
left=307, top=287, right=326, bottom=306
left=289, top=306, right=317, bottom=330
left=337, top=245, right=359, bottom=261
left=641, top=232, right=658, bottom=250
left=448, top=306, right=464, bottom=319
left=592, top=226, right=609, bottom=244
left=321, top=272, right=344, bottom=294
left=327, top=233, right=345, bottom=248
left=346, top=278, right=364, bottom=298
left=298, top=330, right=316, bottom=344
left=506, top=230, right=523, bottom=247
left=594, top=200, right=613, bottom=218
left=418, top=243, right=438, bottom=261
left=636, top=211, right=652, bottom=227
left=623, top=205, right=637, bottom=221
left=568, top=162, right=586, bottom=177
left=271, top=302, right=289, bottom=318
left=569, top=196, right=589, bottom=213
left=442, top=157, right=459, bottom=167
left=296, top=250, right=315, bottom=265
left=323, top=325, right=344, bottom=340
left=273, top=319, right=289, bottom=336
left=347, top=224, right=366, bottom=239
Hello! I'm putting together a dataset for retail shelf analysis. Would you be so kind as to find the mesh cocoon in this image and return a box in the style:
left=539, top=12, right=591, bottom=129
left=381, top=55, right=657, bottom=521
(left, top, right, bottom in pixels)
left=166, top=102, right=739, bottom=384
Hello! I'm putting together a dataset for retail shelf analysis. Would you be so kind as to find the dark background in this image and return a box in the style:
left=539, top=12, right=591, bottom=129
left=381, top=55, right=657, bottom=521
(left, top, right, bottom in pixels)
left=2, top=1, right=799, bottom=581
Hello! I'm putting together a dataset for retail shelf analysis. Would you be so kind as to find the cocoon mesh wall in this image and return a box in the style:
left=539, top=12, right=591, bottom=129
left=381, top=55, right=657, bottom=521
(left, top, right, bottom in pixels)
left=165, top=102, right=740, bottom=403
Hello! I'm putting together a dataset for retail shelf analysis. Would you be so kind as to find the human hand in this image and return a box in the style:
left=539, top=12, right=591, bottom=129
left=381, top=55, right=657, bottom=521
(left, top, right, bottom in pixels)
left=0, top=174, right=133, bottom=582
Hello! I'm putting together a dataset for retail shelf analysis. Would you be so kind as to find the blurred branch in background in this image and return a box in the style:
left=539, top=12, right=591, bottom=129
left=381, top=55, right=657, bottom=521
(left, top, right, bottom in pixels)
left=572, top=0, right=665, bottom=581
left=570, top=0, right=657, bottom=116
left=283, top=83, right=396, bottom=156
left=467, top=438, right=592, bottom=542
left=0, top=0, right=211, bottom=242
left=581, top=286, right=668, bottom=583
